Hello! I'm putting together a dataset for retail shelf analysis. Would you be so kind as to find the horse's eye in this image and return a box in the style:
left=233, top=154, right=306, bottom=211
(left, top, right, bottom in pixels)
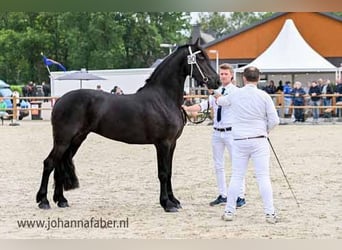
left=197, top=54, right=205, bottom=60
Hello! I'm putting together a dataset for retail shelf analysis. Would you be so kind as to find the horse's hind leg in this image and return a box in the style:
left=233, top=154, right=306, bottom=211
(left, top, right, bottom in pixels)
left=36, top=155, right=54, bottom=209
left=53, top=133, right=87, bottom=208
left=36, top=145, right=68, bottom=209
left=52, top=153, right=71, bottom=208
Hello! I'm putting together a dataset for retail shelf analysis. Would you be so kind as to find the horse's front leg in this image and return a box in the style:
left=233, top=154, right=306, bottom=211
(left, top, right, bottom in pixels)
left=167, top=142, right=181, bottom=209
left=156, top=142, right=179, bottom=212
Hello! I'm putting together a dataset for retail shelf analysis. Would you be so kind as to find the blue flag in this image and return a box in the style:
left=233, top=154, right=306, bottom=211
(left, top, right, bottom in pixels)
left=42, top=55, right=66, bottom=72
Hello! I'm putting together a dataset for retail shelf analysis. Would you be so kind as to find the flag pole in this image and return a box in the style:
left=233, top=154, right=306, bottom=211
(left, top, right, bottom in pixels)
left=41, top=52, right=55, bottom=97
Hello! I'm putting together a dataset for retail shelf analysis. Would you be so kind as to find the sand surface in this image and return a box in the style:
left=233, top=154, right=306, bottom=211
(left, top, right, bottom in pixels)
left=0, top=120, right=341, bottom=239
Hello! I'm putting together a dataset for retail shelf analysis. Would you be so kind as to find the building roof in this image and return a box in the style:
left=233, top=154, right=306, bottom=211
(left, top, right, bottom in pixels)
left=236, top=19, right=337, bottom=73
left=203, top=12, right=342, bottom=49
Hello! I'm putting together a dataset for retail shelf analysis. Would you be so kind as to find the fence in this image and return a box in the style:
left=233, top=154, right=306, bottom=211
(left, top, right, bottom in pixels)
left=186, top=87, right=342, bottom=119
left=2, top=92, right=342, bottom=121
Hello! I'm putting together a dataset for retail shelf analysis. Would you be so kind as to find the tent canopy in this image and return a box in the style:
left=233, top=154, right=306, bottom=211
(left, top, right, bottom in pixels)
left=236, top=19, right=337, bottom=73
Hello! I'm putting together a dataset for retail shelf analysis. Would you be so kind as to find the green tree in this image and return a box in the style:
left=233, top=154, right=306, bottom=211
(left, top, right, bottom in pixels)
left=0, top=12, right=191, bottom=85
left=196, top=12, right=274, bottom=38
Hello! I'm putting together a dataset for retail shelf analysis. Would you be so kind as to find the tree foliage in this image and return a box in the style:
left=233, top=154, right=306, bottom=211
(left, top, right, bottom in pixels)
left=197, top=12, right=274, bottom=38
left=0, top=12, right=191, bottom=85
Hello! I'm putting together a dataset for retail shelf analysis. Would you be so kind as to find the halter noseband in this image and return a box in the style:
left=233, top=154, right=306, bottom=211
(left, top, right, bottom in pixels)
left=187, top=46, right=209, bottom=83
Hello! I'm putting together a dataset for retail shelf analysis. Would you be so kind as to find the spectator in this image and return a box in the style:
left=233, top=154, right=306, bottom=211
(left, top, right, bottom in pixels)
left=96, top=84, right=103, bottom=91
left=335, top=78, right=342, bottom=117
left=321, top=79, right=333, bottom=108
left=264, top=80, right=277, bottom=104
left=283, top=81, right=293, bottom=117
left=264, top=80, right=277, bottom=95
left=183, top=91, right=199, bottom=122
left=276, top=80, right=283, bottom=92
left=111, top=85, right=124, bottom=95
left=308, top=81, right=321, bottom=124
left=0, top=96, right=9, bottom=119
left=42, top=81, right=51, bottom=102
left=291, top=81, right=306, bottom=122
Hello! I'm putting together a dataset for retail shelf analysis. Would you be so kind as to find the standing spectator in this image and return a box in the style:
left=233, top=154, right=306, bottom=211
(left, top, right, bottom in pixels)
left=42, top=81, right=51, bottom=102
left=283, top=81, right=292, bottom=117
left=309, top=80, right=321, bottom=124
left=264, top=80, right=277, bottom=95
left=321, top=79, right=333, bottom=108
left=276, top=80, right=283, bottom=92
left=264, top=80, right=277, bottom=104
left=335, top=78, right=342, bottom=117
left=96, top=84, right=103, bottom=91
left=0, top=96, right=9, bottom=119
left=183, top=63, right=246, bottom=207
left=111, top=85, right=124, bottom=95
left=216, top=66, right=279, bottom=224
left=291, top=81, right=306, bottom=122
left=183, top=91, right=199, bottom=122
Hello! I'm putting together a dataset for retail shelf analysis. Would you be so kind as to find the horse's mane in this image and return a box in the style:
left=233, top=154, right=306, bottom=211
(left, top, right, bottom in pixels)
left=137, top=43, right=200, bottom=92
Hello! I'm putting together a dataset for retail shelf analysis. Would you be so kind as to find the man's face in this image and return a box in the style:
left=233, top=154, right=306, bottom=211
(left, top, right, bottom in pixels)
left=219, top=68, right=233, bottom=86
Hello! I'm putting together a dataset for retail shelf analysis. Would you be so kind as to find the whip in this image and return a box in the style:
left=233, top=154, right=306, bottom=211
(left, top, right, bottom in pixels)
left=268, top=138, right=300, bottom=207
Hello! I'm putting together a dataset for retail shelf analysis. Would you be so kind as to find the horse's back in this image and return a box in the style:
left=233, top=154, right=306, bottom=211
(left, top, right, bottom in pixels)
left=51, top=89, right=184, bottom=144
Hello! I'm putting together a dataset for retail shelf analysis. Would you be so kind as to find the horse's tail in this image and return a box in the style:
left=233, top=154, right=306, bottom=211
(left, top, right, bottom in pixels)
left=54, top=147, right=79, bottom=191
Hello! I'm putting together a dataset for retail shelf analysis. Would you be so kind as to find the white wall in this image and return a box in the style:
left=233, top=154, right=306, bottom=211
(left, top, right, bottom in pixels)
left=50, top=68, right=155, bottom=96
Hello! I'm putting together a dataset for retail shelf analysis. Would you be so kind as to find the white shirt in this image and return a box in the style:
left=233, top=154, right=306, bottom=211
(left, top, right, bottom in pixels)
left=217, top=84, right=279, bottom=138
left=199, top=83, right=238, bottom=128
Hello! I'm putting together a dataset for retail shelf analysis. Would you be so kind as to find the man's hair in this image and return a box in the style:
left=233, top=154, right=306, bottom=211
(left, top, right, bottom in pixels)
left=243, top=66, right=260, bottom=82
left=219, top=63, right=234, bottom=75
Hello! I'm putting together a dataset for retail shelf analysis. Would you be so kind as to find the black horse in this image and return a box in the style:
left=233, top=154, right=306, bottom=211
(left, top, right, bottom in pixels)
left=36, top=40, right=220, bottom=212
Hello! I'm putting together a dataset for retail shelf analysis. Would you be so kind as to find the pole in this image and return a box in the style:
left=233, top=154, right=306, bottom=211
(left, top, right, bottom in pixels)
left=267, top=138, right=300, bottom=207
left=215, top=51, right=219, bottom=74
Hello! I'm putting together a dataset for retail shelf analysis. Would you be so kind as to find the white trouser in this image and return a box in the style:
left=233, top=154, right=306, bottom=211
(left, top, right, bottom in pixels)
left=284, top=98, right=292, bottom=115
left=225, top=138, right=275, bottom=215
left=212, top=130, right=245, bottom=198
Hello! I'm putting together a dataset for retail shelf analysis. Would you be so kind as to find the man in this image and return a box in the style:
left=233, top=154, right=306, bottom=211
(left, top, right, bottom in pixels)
left=308, top=80, right=321, bottom=124
left=183, top=63, right=246, bottom=207
left=216, top=66, right=279, bottom=224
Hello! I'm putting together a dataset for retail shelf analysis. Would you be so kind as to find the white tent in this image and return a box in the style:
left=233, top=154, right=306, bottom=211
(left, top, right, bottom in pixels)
left=236, top=19, right=337, bottom=73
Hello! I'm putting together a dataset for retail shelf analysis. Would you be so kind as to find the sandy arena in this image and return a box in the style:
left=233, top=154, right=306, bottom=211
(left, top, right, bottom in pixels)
left=0, top=120, right=341, bottom=239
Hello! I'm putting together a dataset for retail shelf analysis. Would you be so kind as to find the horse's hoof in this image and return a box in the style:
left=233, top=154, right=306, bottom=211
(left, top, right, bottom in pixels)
left=176, top=203, right=182, bottom=209
left=164, top=207, right=178, bottom=212
left=57, top=201, right=69, bottom=208
left=38, top=202, right=51, bottom=210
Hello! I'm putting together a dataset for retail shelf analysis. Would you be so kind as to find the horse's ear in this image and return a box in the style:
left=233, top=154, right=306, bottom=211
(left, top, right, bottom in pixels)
left=194, top=38, right=201, bottom=47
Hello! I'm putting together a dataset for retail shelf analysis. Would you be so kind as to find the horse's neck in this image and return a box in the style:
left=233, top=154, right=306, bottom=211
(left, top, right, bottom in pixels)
left=146, top=56, right=187, bottom=106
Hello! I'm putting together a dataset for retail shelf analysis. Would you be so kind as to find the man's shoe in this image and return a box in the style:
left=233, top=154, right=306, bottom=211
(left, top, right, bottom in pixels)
left=236, top=197, right=246, bottom=208
left=221, top=211, right=234, bottom=221
left=209, top=195, right=227, bottom=206
left=265, top=214, right=278, bottom=224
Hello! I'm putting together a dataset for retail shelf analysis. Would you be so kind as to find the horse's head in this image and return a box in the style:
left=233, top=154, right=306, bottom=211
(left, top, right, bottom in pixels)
left=185, top=39, right=221, bottom=90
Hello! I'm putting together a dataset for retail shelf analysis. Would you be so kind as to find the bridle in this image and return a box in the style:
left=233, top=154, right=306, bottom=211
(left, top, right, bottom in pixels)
left=187, top=46, right=209, bottom=83
left=182, top=46, right=212, bottom=125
